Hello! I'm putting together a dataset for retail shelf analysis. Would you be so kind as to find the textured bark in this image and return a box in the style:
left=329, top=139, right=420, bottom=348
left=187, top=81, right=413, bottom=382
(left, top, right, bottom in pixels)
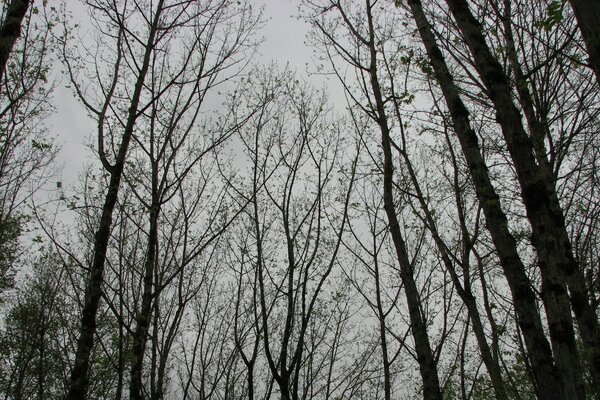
left=129, top=202, right=159, bottom=400
left=66, top=3, right=164, bottom=399
left=0, top=0, right=29, bottom=83
left=366, top=3, right=443, bottom=399
left=444, top=1, right=586, bottom=398
left=406, top=1, right=564, bottom=399
left=569, top=0, right=600, bottom=83
left=552, top=2, right=600, bottom=393
left=503, top=2, right=600, bottom=396
left=67, top=166, right=130, bottom=400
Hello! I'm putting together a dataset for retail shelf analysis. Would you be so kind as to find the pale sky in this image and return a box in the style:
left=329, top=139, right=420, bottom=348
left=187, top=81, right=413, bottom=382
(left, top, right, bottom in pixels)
left=51, top=0, right=325, bottom=188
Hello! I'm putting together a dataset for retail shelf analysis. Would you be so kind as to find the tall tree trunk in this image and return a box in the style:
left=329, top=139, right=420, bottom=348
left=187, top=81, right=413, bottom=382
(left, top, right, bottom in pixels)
left=443, top=1, right=586, bottom=399
left=129, top=202, right=159, bottom=400
left=569, top=0, right=600, bottom=83
left=398, top=131, right=509, bottom=400
left=247, top=367, right=255, bottom=400
left=0, top=0, right=29, bottom=84
left=405, top=1, right=565, bottom=399
left=67, top=166, right=132, bottom=400
left=366, top=3, right=443, bottom=399
left=374, top=255, right=392, bottom=400
left=66, top=3, right=164, bottom=398
left=502, top=2, right=600, bottom=396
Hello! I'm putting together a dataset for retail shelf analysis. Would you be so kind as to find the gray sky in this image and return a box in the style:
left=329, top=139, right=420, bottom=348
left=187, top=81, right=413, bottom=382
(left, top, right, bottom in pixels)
left=260, top=0, right=312, bottom=70
left=51, top=0, right=324, bottom=188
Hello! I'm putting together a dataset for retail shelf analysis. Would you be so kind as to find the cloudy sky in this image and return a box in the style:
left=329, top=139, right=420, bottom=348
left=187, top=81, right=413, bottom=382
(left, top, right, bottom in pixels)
left=51, top=0, right=323, bottom=187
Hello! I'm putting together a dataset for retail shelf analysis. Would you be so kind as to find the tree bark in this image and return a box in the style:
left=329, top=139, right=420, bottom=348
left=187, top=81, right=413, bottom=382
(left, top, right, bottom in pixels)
left=0, top=0, right=29, bottom=84
left=129, top=202, right=159, bottom=400
left=406, top=1, right=565, bottom=399
left=569, top=0, right=600, bottom=83
left=66, top=3, right=164, bottom=399
left=502, top=2, right=600, bottom=396
left=443, top=1, right=586, bottom=398
left=366, top=3, right=443, bottom=399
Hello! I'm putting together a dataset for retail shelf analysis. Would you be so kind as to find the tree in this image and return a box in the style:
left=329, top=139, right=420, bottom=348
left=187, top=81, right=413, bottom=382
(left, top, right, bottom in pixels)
left=568, top=0, right=600, bottom=83
left=0, top=0, right=55, bottom=296
left=116, top=3, right=261, bottom=397
left=397, top=1, right=564, bottom=398
left=306, top=1, right=476, bottom=398
left=440, top=1, right=597, bottom=398
left=0, top=0, right=29, bottom=82
left=0, top=250, right=73, bottom=400
left=234, top=72, right=358, bottom=400
left=1, top=1, right=599, bottom=399
left=60, top=1, right=261, bottom=398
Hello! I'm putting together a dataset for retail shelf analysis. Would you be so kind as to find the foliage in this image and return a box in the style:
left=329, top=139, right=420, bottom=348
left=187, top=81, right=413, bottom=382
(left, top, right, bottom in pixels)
left=0, top=251, right=70, bottom=400
left=0, top=213, right=23, bottom=292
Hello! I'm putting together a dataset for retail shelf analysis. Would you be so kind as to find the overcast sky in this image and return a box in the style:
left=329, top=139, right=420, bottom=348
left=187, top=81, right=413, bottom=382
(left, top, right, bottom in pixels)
left=51, top=0, right=324, bottom=187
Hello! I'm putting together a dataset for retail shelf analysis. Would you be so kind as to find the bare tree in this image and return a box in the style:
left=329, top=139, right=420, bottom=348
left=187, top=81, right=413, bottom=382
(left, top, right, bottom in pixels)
left=60, top=1, right=261, bottom=397
left=306, top=2, right=449, bottom=398
left=3, top=1, right=599, bottom=399
left=0, top=0, right=55, bottom=293
left=397, top=1, right=566, bottom=398
left=233, top=73, right=357, bottom=400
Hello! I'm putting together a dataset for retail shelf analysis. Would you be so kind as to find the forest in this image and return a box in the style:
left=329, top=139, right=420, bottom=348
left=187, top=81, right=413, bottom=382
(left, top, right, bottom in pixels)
left=0, top=0, right=599, bottom=399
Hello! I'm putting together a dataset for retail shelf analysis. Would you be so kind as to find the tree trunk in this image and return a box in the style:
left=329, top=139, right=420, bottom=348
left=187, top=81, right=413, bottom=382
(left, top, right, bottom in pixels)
left=129, top=203, right=159, bottom=400
left=502, top=2, right=600, bottom=396
left=406, top=1, right=565, bottom=398
left=278, top=373, right=292, bottom=400
left=569, top=0, right=600, bottom=83
left=443, top=1, right=586, bottom=398
left=0, top=0, right=29, bottom=84
left=400, top=138, right=510, bottom=400
left=366, top=3, right=443, bottom=399
left=66, top=3, right=164, bottom=398
left=67, top=169, right=131, bottom=400
left=247, top=367, right=254, bottom=400
left=375, top=256, right=392, bottom=400
left=396, top=98, right=509, bottom=400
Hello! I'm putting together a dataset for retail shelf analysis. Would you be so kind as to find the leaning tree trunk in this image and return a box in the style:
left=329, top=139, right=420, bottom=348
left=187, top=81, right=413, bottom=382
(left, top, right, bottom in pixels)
left=443, top=0, right=587, bottom=399
left=569, top=0, right=600, bottom=84
left=405, top=1, right=565, bottom=399
left=399, top=124, right=509, bottom=400
left=366, top=3, right=443, bottom=399
left=502, top=2, right=600, bottom=396
left=0, top=0, right=29, bottom=84
left=66, top=2, right=164, bottom=399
